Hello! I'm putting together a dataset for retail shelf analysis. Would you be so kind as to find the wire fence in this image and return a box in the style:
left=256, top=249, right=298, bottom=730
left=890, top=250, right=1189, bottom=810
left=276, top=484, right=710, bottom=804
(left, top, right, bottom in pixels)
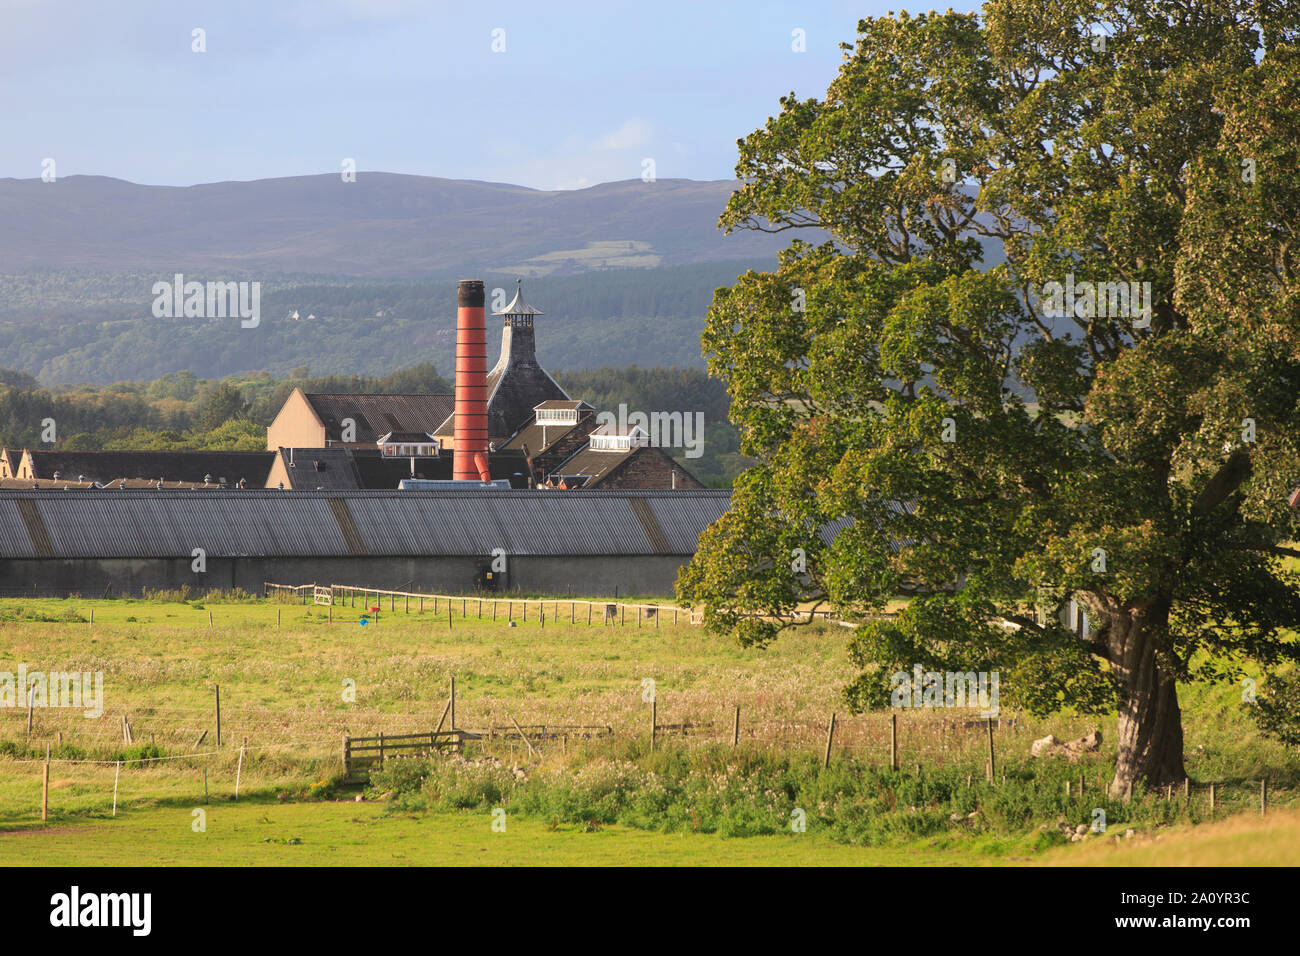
left=4, top=695, right=1291, bottom=829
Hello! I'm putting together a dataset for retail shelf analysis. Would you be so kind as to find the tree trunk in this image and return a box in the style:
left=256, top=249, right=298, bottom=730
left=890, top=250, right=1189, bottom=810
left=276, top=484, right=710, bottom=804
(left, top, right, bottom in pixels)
left=1108, top=601, right=1186, bottom=799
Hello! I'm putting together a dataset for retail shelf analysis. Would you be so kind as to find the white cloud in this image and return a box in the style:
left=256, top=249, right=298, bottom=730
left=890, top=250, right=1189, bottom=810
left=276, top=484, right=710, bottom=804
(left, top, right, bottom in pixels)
left=596, top=119, right=652, bottom=151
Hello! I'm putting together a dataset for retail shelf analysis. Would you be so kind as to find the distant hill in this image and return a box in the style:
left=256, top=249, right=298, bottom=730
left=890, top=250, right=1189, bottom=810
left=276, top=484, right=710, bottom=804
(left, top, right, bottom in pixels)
left=0, top=173, right=793, bottom=278
left=0, top=262, right=772, bottom=384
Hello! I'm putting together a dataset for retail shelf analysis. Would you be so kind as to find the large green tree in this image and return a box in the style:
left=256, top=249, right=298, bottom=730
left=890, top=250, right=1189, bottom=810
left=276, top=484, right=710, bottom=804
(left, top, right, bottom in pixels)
left=678, top=0, right=1300, bottom=796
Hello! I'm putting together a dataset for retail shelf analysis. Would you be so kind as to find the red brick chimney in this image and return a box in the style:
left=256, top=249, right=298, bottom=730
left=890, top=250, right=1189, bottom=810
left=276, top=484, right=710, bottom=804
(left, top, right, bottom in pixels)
left=453, top=280, right=488, bottom=481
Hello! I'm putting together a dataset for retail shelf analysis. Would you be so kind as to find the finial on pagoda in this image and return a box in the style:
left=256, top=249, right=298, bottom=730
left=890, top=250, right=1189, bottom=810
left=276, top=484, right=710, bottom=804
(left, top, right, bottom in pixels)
left=492, top=277, right=544, bottom=327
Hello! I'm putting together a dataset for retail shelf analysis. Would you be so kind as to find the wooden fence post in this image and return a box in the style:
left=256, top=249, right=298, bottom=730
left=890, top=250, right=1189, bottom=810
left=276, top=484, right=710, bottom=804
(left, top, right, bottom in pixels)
left=450, top=676, right=456, bottom=730
left=824, top=713, right=836, bottom=768
left=650, top=699, right=657, bottom=751
left=732, top=705, right=740, bottom=747
left=113, top=760, right=121, bottom=816
left=986, top=717, right=995, bottom=783
left=434, top=698, right=452, bottom=734
left=234, top=741, right=245, bottom=799
left=509, top=715, right=537, bottom=758
left=1209, top=782, right=1216, bottom=812
left=42, top=746, right=50, bottom=822
left=1261, top=779, right=1267, bottom=816
left=890, top=713, right=898, bottom=771
left=215, top=685, right=222, bottom=748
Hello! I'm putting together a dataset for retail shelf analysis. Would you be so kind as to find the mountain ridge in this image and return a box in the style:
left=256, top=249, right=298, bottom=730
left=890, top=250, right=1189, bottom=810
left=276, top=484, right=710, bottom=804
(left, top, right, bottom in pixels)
left=0, top=172, right=790, bottom=278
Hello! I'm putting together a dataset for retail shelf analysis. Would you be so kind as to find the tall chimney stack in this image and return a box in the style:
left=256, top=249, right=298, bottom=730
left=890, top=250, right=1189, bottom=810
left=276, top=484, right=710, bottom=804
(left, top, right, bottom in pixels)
left=453, top=279, right=488, bottom=481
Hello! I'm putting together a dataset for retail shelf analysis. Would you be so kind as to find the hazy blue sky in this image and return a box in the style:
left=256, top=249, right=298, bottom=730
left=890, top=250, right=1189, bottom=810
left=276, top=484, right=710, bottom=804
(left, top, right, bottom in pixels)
left=1, top=0, right=980, bottom=189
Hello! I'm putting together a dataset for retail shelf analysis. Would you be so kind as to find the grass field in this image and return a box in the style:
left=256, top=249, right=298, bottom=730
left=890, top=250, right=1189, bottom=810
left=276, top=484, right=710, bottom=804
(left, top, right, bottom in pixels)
left=2, top=592, right=1297, bottom=865
left=6, top=795, right=1296, bottom=867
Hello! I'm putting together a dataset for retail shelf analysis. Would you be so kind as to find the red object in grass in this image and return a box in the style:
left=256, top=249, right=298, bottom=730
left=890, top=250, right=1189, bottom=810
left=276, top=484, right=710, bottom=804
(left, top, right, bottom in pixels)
left=368, top=606, right=381, bottom=613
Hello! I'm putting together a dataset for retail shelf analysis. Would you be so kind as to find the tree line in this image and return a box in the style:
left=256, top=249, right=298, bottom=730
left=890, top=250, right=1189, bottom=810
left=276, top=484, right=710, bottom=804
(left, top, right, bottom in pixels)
left=0, top=362, right=748, bottom=485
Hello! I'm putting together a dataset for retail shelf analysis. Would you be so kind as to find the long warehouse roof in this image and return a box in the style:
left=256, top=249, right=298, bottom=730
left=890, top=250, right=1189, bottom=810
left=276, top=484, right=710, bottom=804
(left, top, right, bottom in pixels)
left=0, top=489, right=734, bottom=559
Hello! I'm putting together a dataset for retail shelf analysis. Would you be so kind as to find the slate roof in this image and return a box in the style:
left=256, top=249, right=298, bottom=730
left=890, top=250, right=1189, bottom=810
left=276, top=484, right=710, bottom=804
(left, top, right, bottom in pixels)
left=303, top=393, right=455, bottom=444
left=502, top=421, right=583, bottom=455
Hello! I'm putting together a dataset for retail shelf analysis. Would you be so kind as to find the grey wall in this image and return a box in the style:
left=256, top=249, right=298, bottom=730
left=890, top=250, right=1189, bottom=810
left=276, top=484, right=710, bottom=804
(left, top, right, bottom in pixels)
left=0, top=554, right=690, bottom=598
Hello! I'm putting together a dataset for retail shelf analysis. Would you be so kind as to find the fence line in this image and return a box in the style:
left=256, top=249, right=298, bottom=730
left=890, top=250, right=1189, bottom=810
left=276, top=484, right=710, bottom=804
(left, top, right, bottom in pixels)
left=264, top=580, right=701, bottom=626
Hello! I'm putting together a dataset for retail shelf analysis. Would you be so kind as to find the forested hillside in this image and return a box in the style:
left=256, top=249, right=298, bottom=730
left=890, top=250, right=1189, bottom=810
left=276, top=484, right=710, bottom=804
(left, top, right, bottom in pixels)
left=0, top=262, right=764, bottom=385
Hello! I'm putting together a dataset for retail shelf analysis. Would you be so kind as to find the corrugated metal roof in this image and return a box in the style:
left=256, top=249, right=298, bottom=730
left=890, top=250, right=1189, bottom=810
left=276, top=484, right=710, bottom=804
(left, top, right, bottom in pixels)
left=24, top=492, right=350, bottom=558
left=0, top=498, right=36, bottom=557
left=19, top=450, right=276, bottom=486
left=646, top=493, right=733, bottom=553
left=0, top=489, right=734, bottom=559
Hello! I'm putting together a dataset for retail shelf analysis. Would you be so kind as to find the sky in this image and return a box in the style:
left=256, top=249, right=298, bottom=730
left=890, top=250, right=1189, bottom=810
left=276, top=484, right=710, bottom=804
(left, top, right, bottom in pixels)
left=0, top=0, right=981, bottom=190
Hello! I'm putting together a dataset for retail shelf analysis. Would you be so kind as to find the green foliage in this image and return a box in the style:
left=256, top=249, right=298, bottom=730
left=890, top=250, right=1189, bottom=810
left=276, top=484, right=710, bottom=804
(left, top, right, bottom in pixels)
left=676, top=2, right=1300, bottom=787
left=112, top=743, right=164, bottom=767
left=195, top=382, right=249, bottom=432
left=366, top=742, right=1238, bottom=847
left=1251, top=671, right=1300, bottom=748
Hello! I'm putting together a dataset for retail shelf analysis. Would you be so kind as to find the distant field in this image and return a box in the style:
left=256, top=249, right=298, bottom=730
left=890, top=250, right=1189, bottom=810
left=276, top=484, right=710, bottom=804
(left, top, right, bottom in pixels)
left=1, top=594, right=1297, bottom=865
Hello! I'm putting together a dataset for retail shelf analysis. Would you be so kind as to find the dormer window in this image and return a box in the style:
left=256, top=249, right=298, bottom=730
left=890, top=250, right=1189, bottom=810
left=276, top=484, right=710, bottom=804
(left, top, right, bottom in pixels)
left=589, top=426, right=649, bottom=452
left=536, top=407, right=578, bottom=424
left=377, top=431, right=440, bottom=457
left=533, top=400, right=593, bottom=427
